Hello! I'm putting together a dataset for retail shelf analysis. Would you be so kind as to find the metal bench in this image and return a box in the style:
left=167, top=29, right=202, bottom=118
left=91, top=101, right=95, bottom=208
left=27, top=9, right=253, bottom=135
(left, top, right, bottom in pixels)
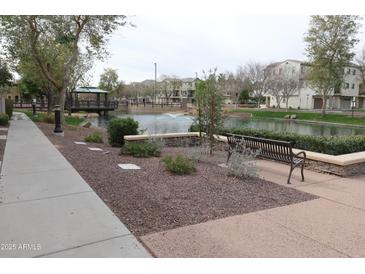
left=226, top=133, right=306, bottom=184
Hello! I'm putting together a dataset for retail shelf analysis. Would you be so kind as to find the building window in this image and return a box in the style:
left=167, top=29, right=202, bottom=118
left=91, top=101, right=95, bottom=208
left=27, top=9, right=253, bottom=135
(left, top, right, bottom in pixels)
left=353, top=69, right=356, bottom=75
left=352, top=83, right=355, bottom=89
left=347, top=69, right=351, bottom=74
left=345, top=83, right=350, bottom=89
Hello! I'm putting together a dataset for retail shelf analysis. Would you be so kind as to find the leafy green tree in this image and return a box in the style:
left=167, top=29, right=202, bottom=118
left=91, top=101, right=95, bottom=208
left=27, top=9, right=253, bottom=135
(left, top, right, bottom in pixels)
left=0, top=15, right=126, bottom=123
left=16, top=57, right=53, bottom=109
left=304, top=15, right=360, bottom=115
left=193, top=78, right=206, bottom=136
left=195, top=69, right=223, bottom=155
left=238, top=89, right=250, bottom=104
left=99, top=68, right=125, bottom=97
left=0, top=58, right=13, bottom=89
left=0, top=58, right=13, bottom=111
left=99, top=68, right=119, bottom=92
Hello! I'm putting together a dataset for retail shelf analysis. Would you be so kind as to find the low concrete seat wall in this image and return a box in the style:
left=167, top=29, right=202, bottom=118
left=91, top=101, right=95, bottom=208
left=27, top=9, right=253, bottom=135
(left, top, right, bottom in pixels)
left=215, top=134, right=365, bottom=176
left=124, top=132, right=201, bottom=147
left=124, top=132, right=365, bottom=176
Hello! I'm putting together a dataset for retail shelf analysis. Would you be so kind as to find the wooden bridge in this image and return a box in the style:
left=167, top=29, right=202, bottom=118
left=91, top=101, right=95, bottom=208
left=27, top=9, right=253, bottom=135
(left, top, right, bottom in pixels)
left=14, top=87, right=119, bottom=115
left=67, top=99, right=118, bottom=113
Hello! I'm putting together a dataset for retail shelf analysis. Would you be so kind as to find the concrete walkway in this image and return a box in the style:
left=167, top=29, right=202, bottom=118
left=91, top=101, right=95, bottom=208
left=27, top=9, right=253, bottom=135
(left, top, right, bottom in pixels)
left=141, top=160, right=365, bottom=257
left=0, top=113, right=150, bottom=258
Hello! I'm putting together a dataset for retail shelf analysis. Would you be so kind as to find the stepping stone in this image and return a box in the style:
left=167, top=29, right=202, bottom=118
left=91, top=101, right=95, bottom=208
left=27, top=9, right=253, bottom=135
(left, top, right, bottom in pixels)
left=218, top=163, right=228, bottom=168
left=118, top=164, right=141, bottom=170
left=0, top=128, right=8, bottom=131
left=74, top=141, right=87, bottom=145
left=0, top=135, right=7, bottom=140
left=88, top=147, right=103, bottom=151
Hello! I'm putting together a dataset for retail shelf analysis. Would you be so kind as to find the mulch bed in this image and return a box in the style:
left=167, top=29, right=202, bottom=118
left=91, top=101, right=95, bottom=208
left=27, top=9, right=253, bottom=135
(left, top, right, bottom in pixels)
left=0, top=126, right=9, bottom=163
left=37, top=122, right=317, bottom=236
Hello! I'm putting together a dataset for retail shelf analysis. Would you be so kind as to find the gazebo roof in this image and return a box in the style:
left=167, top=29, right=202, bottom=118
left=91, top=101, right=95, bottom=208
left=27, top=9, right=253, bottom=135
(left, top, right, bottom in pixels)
left=73, top=87, right=109, bottom=94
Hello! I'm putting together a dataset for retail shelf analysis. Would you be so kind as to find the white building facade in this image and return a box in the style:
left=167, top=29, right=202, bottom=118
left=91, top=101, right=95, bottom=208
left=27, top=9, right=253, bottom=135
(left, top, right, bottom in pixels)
left=265, top=60, right=364, bottom=110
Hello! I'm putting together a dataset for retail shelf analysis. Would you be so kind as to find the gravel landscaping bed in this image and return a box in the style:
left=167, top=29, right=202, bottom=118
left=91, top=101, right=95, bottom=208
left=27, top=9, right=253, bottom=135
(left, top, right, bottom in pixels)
left=37, top=122, right=318, bottom=236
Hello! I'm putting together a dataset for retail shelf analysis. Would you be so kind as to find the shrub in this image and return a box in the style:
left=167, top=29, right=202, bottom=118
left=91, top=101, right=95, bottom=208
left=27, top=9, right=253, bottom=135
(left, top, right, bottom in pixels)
left=162, top=154, right=196, bottom=175
left=220, top=127, right=365, bottom=156
left=226, top=145, right=259, bottom=178
left=85, top=131, right=103, bottom=143
left=120, top=139, right=163, bottom=157
left=5, top=99, right=13, bottom=118
left=188, top=122, right=201, bottom=132
left=0, top=113, right=9, bottom=126
left=43, top=114, right=55, bottom=124
left=65, top=116, right=84, bottom=126
left=107, top=117, right=139, bottom=147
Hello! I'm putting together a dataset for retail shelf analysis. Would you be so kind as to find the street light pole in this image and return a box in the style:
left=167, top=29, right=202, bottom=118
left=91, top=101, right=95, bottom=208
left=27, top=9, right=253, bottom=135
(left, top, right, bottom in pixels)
left=154, top=62, right=157, bottom=107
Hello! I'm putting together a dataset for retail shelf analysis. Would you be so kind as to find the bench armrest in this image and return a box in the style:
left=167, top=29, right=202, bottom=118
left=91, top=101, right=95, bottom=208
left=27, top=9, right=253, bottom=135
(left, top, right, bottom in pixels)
left=295, top=151, right=306, bottom=159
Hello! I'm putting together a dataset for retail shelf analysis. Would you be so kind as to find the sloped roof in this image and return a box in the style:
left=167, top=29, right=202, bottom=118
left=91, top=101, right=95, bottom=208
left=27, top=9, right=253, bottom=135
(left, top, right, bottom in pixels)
left=267, top=59, right=361, bottom=69
left=72, top=87, right=109, bottom=94
left=181, top=77, right=195, bottom=82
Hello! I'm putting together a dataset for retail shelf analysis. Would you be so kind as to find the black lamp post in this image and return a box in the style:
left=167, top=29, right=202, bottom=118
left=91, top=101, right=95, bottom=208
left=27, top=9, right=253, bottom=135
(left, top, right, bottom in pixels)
left=31, top=98, right=37, bottom=116
left=53, top=105, right=63, bottom=134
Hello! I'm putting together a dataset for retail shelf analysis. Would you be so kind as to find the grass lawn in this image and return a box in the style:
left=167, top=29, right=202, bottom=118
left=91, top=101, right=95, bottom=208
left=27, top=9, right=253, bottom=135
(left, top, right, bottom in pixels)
left=226, top=108, right=365, bottom=126
left=16, top=109, right=85, bottom=126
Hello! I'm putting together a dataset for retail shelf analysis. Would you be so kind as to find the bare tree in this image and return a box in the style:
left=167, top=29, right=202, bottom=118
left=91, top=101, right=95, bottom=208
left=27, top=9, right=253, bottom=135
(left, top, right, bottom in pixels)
left=160, top=75, right=182, bottom=104
left=264, top=64, right=299, bottom=110
left=355, top=45, right=365, bottom=92
left=280, top=71, right=300, bottom=111
left=266, top=77, right=283, bottom=108
left=167, top=76, right=183, bottom=96
left=243, top=62, right=268, bottom=108
left=218, top=69, right=248, bottom=104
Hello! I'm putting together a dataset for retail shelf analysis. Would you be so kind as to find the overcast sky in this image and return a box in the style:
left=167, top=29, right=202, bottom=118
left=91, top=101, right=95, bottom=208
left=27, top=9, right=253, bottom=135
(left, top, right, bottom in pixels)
left=91, top=15, right=365, bottom=85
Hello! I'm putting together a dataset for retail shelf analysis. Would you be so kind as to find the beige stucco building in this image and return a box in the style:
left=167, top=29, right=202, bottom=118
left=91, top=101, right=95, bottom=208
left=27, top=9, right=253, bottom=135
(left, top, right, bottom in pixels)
left=265, top=59, right=364, bottom=110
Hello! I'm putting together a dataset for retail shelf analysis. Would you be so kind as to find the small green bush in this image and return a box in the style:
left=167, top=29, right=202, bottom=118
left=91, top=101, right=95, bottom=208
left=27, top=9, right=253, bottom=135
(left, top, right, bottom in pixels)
left=188, top=122, right=201, bottom=132
left=162, top=155, right=196, bottom=175
left=5, top=99, right=13, bottom=118
left=85, top=132, right=103, bottom=143
left=220, top=127, right=365, bottom=155
left=107, top=117, right=139, bottom=147
left=120, top=140, right=162, bottom=157
left=0, top=113, right=9, bottom=126
left=43, top=114, right=55, bottom=124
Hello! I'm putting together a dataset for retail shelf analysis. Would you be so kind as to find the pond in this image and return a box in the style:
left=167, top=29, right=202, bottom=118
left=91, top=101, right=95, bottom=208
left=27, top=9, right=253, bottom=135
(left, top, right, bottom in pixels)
left=88, top=112, right=365, bottom=136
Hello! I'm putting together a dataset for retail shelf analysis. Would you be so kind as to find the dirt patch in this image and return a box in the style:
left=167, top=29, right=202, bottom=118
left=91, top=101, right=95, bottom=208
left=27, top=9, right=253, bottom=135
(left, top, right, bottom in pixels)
left=37, top=122, right=317, bottom=236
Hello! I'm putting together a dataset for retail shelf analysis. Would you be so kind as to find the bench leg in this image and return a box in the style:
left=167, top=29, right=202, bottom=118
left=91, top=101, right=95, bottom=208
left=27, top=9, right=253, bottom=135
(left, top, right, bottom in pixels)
left=287, top=165, right=294, bottom=184
left=226, top=150, right=232, bottom=164
left=300, top=163, right=305, bottom=182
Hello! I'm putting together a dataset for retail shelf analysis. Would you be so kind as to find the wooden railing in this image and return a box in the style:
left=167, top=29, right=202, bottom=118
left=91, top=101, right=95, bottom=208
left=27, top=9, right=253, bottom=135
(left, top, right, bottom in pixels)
left=14, top=99, right=119, bottom=111
left=69, top=100, right=118, bottom=109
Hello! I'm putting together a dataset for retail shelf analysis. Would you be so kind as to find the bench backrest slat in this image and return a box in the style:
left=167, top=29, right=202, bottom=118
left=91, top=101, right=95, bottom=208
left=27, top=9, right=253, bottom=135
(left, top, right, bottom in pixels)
left=226, top=133, right=294, bottom=163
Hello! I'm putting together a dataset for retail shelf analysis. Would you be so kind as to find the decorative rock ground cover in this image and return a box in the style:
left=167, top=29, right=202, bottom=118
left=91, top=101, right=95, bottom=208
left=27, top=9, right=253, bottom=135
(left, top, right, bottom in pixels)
left=37, top=122, right=318, bottom=237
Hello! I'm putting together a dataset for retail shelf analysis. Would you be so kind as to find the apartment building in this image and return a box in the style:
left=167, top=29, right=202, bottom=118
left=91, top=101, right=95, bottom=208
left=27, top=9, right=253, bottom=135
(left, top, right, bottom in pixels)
left=161, top=77, right=195, bottom=102
left=265, top=59, right=364, bottom=110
